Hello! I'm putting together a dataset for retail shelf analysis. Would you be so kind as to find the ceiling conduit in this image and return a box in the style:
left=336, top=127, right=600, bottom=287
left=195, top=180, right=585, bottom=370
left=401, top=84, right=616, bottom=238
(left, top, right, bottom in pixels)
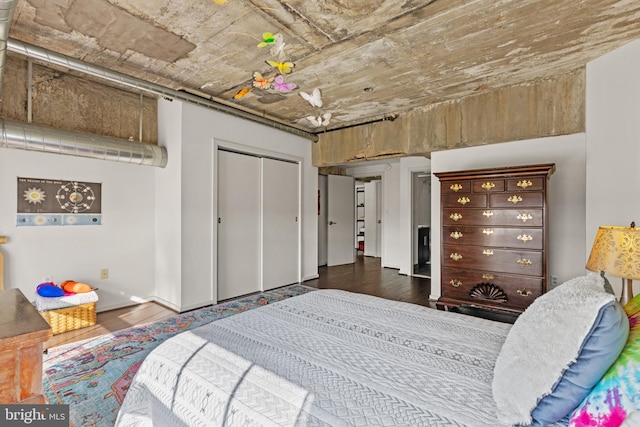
left=0, top=1, right=168, bottom=167
left=7, top=38, right=319, bottom=142
left=0, top=118, right=168, bottom=168
left=0, top=0, right=17, bottom=99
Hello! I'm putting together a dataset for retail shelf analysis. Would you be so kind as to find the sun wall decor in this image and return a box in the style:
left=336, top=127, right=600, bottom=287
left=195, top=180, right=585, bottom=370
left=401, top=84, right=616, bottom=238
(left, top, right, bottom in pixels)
left=17, top=177, right=102, bottom=226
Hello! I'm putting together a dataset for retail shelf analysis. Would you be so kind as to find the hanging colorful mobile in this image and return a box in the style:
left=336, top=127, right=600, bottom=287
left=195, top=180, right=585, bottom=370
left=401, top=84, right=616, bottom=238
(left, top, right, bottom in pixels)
left=299, top=88, right=323, bottom=108
left=306, top=113, right=332, bottom=127
left=266, top=60, right=295, bottom=74
left=252, top=71, right=274, bottom=89
left=233, top=87, right=253, bottom=100
left=270, top=33, right=286, bottom=61
left=257, top=32, right=277, bottom=48
left=272, top=75, right=297, bottom=93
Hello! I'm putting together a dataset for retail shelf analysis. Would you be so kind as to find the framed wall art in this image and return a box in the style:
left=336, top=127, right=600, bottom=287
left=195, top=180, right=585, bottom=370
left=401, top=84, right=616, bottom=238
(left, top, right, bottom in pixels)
left=17, top=177, right=102, bottom=226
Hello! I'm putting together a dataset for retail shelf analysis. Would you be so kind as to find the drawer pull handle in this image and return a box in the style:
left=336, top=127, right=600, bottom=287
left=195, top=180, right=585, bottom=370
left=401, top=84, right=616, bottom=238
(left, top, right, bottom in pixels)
left=482, top=210, right=494, bottom=217
left=517, top=289, right=533, bottom=297
left=508, top=195, right=523, bottom=204
left=483, top=249, right=494, bottom=256
left=517, top=258, right=533, bottom=266
left=450, top=253, right=463, bottom=261
left=450, top=231, right=463, bottom=239
left=517, top=234, right=533, bottom=242
left=517, top=213, right=533, bottom=222
left=481, top=182, right=496, bottom=190
left=517, top=180, right=533, bottom=189
left=450, top=279, right=462, bottom=288
left=450, top=183, right=463, bottom=192
left=482, top=228, right=494, bottom=235
left=482, top=273, right=495, bottom=280
left=457, top=197, right=470, bottom=205
left=450, top=213, right=463, bottom=221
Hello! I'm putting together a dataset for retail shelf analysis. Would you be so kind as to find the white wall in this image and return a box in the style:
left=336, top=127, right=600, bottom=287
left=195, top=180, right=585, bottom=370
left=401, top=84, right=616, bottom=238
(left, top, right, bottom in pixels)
left=318, top=175, right=328, bottom=266
left=0, top=149, right=156, bottom=311
left=154, top=99, right=183, bottom=309
left=155, top=99, right=318, bottom=311
left=586, top=38, right=640, bottom=299
left=399, top=156, right=431, bottom=275
left=430, top=134, right=587, bottom=300
left=412, top=172, right=431, bottom=265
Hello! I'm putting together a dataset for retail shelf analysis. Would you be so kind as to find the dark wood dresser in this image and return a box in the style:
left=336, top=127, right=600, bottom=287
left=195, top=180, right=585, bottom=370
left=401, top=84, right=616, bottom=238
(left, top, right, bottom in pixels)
left=435, top=164, right=555, bottom=318
left=0, top=288, right=52, bottom=404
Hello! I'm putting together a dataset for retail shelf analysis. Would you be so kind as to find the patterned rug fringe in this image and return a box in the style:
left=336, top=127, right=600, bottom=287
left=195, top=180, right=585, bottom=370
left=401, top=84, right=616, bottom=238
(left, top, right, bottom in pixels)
left=43, top=284, right=315, bottom=427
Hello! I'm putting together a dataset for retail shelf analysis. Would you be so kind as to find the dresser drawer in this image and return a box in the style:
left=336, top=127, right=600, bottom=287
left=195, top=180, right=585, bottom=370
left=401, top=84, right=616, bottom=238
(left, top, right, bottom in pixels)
left=441, top=267, right=543, bottom=311
left=442, top=226, right=543, bottom=249
left=489, top=192, right=543, bottom=208
left=442, top=244, right=543, bottom=276
left=442, top=181, right=471, bottom=194
left=506, top=177, right=546, bottom=192
left=472, top=179, right=505, bottom=192
left=442, top=208, right=543, bottom=227
left=442, top=193, right=487, bottom=208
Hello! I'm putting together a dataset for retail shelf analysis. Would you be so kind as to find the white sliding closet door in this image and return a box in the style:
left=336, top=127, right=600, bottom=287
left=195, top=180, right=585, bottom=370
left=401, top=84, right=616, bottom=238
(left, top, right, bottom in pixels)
left=217, top=150, right=261, bottom=300
left=262, top=158, right=299, bottom=290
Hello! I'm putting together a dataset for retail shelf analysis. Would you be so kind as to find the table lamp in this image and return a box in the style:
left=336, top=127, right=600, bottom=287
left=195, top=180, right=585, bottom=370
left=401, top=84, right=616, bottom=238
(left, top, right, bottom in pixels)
left=586, top=223, right=640, bottom=306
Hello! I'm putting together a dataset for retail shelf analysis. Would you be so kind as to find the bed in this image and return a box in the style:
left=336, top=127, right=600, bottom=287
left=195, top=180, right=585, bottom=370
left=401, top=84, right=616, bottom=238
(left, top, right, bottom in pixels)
left=116, top=274, right=640, bottom=427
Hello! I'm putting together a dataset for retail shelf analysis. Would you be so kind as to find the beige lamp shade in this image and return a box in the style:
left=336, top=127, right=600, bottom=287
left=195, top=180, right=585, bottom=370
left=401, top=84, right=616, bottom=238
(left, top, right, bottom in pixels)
left=586, top=226, right=640, bottom=280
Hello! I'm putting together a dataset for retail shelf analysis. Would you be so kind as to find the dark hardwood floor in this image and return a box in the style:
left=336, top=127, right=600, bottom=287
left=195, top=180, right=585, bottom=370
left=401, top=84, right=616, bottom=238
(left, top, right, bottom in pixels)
left=46, top=255, right=432, bottom=350
left=306, top=256, right=433, bottom=307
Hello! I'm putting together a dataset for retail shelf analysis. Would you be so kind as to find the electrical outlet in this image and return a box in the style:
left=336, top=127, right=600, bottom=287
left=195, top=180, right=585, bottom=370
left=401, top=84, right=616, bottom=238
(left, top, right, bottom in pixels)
left=100, top=268, right=109, bottom=280
left=551, top=275, right=559, bottom=287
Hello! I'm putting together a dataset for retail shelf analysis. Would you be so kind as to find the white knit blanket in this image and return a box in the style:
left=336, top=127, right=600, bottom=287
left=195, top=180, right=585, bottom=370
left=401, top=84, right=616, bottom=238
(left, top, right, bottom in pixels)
left=116, top=290, right=567, bottom=426
left=34, top=290, right=99, bottom=311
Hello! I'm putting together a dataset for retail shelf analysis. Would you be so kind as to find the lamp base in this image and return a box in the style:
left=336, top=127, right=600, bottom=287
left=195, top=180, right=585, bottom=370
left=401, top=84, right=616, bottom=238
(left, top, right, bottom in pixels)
left=620, top=278, right=634, bottom=307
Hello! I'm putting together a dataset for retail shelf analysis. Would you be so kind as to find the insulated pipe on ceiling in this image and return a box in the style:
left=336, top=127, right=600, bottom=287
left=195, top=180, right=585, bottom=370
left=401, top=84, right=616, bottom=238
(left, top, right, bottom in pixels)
left=0, top=118, right=168, bottom=168
left=7, top=38, right=319, bottom=142
left=0, top=0, right=18, bottom=99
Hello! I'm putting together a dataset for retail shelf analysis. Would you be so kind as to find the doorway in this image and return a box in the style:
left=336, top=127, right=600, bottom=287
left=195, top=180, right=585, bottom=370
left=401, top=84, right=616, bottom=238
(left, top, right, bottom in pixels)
left=355, top=176, right=382, bottom=259
left=412, top=171, right=431, bottom=278
left=318, top=173, right=383, bottom=267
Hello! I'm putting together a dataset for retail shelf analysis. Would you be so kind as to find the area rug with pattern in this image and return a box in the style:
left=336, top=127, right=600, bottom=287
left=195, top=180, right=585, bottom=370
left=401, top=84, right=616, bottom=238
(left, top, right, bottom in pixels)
left=42, top=284, right=316, bottom=427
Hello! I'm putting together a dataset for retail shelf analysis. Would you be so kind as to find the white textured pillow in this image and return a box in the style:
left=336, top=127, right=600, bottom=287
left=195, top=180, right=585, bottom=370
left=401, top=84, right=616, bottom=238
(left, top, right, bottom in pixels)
left=621, top=411, right=640, bottom=427
left=492, top=273, right=627, bottom=425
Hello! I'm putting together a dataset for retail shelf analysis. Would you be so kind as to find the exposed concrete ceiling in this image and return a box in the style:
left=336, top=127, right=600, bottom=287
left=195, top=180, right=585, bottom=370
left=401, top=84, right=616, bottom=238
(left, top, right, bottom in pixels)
left=7, top=0, right=640, bottom=134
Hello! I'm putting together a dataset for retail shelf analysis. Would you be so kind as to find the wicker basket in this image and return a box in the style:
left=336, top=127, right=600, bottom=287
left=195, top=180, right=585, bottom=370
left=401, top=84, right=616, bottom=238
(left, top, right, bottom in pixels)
left=39, top=302, right=97, bottom=335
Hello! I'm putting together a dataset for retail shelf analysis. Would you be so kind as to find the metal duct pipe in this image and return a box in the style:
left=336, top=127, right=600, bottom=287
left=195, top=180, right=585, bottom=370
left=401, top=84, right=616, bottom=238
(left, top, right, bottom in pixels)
left=0, top=118, right=168, bottom=168
left=0, top=0, right=18, bottom=98
left=8, top=38, right=319, bottom=142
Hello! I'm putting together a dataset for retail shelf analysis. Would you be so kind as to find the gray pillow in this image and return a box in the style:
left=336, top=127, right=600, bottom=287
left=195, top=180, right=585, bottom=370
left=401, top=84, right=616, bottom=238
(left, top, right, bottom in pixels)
left=492, top=273, right=629, bottom=425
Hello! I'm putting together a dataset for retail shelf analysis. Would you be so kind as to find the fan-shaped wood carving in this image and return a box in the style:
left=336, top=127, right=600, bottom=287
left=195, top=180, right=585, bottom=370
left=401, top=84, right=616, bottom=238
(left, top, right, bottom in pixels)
left=469, top=283, right=508, bottom=303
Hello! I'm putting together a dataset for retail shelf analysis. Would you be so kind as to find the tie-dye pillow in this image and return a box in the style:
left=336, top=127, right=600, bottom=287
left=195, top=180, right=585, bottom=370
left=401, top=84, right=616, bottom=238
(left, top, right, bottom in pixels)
left=569, top=293, right=640, bottom=427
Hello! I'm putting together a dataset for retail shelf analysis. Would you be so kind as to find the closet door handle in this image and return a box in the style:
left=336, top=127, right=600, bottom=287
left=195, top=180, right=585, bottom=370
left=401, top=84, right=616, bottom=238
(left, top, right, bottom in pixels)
left=329, top=220, right=336, bottom=225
